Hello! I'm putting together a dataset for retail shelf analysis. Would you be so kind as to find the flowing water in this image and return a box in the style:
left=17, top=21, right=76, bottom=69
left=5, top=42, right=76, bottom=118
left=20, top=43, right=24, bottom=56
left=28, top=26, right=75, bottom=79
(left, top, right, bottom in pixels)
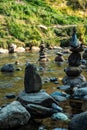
left=0, top=49, right=87, bottom=129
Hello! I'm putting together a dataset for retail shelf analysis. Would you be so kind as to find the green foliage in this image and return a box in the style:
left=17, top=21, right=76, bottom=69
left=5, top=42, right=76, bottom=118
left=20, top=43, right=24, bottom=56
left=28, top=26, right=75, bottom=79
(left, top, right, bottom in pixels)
left=0, top=0, right=87, bottom=48
left=77, top=24, right=86, bottom=44
left=60, top=38, right=70, bottom=47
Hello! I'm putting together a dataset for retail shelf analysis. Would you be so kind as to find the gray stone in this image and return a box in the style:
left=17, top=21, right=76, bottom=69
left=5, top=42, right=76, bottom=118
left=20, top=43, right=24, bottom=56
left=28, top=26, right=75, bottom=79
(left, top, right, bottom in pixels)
left=26, top=103, right=54, bottom=118
left=5, top=93, right=16, bottom=99
left=52, top=103, right=63, bottom=112
left=69, top=111, right=87, bottom=130
left=1, top=64, right=15, bottom=72
left=17, top=90, right=58, bottom=107
left=0, top=101, right=30, bottom=128
left=58, top=85, right=70, bottom=91
left=62, top=75, right=86, bottom=85
left=17, top=90, right=58, bottom=118
left=51, top=112, right=69, bottom=121
left=50, top=91, right=70, bottom=102
left=74, top=87, right=87, bottom=97
left=24, top=63, right=42, bottom=93
left=68, top=52, right=81, bottom=66
left=53, top=128, right=68, bottom=130
left=64, top=66, right=82, bottom=76
left=70, top=28, right=79, bottom=48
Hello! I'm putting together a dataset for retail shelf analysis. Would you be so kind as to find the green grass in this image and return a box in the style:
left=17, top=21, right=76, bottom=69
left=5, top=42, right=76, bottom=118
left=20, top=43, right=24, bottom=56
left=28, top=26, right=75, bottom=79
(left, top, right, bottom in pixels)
left=0, top=0, right=87, bottom=48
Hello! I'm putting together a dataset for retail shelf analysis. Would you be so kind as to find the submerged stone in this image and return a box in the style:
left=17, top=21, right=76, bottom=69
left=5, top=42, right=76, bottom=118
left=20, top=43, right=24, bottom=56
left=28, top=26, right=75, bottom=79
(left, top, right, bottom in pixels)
left=1, top=64, right=15, bottom=72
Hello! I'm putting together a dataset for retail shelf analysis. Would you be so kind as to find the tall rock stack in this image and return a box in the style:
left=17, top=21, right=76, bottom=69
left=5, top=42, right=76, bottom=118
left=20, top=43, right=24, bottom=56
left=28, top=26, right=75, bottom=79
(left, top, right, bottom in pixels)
left=38, top=41, right=48, bottom=62
left=62, top=27, right=86, bottom=86
left=62, top=27, right=86, bottom=114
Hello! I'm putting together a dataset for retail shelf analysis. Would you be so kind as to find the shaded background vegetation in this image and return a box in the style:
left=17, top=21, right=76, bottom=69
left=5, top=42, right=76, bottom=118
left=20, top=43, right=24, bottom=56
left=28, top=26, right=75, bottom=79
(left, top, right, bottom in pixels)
left=0, top=0, right=87, bottom=48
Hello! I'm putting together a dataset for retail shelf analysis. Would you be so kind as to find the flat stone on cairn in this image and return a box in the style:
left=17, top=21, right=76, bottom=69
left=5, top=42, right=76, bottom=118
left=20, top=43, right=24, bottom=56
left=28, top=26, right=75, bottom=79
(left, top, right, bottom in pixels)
left=17, top=90, right=57, bottom=107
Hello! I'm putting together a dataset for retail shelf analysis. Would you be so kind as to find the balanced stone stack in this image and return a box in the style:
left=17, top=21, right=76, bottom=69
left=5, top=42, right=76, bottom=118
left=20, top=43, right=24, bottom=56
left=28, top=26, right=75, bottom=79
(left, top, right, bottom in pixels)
left=38, top=41, right=48, bottom=62
left=62, top=27, right=86, bottom=86
left=62, top=27, right=86, bottom=115
left=17, top=63, right=58, bottom=118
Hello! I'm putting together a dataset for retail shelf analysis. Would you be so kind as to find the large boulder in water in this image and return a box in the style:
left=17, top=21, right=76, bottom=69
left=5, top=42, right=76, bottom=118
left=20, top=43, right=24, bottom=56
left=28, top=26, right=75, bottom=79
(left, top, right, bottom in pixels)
left=0, top=101, right=30, bottom=128
left=69, top=111, right=87, bottom=130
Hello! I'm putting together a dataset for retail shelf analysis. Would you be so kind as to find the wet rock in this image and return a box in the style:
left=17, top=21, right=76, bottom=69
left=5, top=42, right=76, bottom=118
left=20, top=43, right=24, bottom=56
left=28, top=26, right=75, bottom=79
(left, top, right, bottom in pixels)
left=1, top=64, right=15, bottom=72
left=15, top=67, right=22, bottom=71
left=54, top=81, right=59, bottom=84
left=17, top=90, right=59, bottom=118
left=0, top=101, right=30, bottom=128
left=73, top=87, right=87, bottom=97
left=64, top=66, right=82, bottom=77
left=51, top=112, right=69, bottom=121
left=52, top=103, right=63, bottom=112
left=0, top=82, right=13, bottom=88
left=38, top=126, right=47, bottom=130
left=70, top=27, right=79, bottom=48
left=53, top=128, right=68, bottom=130
left=68, top=52, right=81, bottom=66
left=58, top=85, right=70, bottom=91
left=50, top=77, right=58, bottom=82
left=52, top=95, right=68, bottom=102
left=17, top=90, right=58, bottom=108
left=83, top=95, right=87, bottom=100
left=5, top=93, right=16, bottom=99
left=24, top=63, right=42, bottom=93
left=81, top=59, right=87, bottom=65
left=26, top=103, right=54, bottom=118
left=8, top=44, right=15, bottom=53
left=50, top=91, right=70, bottom=102
left=55, top=52, right=65, bottom=62
left=62, top=75, right=86, bottom=85
left=69, top=111, right=87, bottom=130
left=38, top=41, right=48, bottom=62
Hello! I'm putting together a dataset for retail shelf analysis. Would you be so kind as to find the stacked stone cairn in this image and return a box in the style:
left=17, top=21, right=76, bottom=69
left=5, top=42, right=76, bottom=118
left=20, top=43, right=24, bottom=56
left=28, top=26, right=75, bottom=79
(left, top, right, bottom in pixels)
left=17, top=63, right=64, bottom=118
left=62, top=27, right=86, bottom=114
left=38, top=40, right=48, bottom=62
left=63, top=27, right=86, bottom=86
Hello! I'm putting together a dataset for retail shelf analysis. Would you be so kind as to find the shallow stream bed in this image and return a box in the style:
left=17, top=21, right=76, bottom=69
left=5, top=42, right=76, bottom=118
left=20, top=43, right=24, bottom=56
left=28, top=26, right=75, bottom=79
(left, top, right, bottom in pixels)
left=0, top=49, right=87, bottom=129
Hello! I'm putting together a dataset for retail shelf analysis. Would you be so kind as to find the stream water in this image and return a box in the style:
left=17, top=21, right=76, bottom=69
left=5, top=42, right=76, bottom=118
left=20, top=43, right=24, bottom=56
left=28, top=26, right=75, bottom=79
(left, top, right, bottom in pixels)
left=0, top=49, right=87, bottom=129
